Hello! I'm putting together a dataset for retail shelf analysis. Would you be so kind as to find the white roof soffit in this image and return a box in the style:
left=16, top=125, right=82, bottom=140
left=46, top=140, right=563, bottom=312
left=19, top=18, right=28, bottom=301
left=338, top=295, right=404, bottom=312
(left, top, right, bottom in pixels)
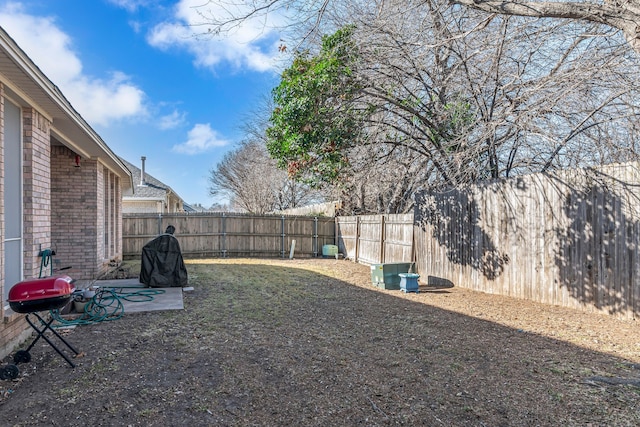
left=0, top=26, right=133, bottom=191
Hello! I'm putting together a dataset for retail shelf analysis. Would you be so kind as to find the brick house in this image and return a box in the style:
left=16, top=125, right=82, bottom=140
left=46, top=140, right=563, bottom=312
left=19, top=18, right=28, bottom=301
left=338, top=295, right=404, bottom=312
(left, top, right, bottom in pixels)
left=120, top=156, right=185, bottom=214
left=0, top=28, right=133, bottom=358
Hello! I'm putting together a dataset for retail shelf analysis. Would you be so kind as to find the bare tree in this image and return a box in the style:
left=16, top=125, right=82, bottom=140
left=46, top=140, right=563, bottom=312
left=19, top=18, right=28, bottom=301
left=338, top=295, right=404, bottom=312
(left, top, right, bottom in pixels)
left=192, top=0, right=640, bottom=52
left=208, top=139, right=324, bottom=213
left=200, top=0, right=640, bottom=213
left=295, top=1, right=640, bottom=189
left=451, top=0, right=640, bottom=53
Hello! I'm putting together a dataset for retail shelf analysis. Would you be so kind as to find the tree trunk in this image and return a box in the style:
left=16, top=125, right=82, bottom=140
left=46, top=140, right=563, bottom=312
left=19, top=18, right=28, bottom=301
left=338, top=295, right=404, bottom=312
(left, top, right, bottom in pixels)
left=451, top=0, right=640, bottom=52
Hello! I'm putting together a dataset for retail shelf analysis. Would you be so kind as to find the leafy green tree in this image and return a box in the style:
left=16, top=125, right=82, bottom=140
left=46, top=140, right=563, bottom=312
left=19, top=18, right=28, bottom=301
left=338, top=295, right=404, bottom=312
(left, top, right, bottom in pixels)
left=266, top=25, right=364, bottom=186
left=267, top=23, right=480, bottom=190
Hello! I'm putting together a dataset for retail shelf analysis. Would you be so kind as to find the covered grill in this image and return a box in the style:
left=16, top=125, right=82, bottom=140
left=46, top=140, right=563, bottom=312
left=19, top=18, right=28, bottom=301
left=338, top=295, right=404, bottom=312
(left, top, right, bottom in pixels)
left=140, top=230, right=188, bottom=288
left=2, top=275, right=81, bottom=379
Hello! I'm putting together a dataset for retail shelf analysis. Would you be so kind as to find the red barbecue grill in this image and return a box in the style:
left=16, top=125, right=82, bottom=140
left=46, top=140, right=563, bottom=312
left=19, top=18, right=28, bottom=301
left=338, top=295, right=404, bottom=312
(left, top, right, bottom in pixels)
left=1, top=275, right=81, bottom=379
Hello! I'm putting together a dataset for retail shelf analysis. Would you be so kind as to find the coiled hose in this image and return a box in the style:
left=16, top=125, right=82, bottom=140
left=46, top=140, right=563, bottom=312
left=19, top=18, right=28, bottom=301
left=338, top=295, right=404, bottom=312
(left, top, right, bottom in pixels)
left=51, top=287, right=165, bottom=326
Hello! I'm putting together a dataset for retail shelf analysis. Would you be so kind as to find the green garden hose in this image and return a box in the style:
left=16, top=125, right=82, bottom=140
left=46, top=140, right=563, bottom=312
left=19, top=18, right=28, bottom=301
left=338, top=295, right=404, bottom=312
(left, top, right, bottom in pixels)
left=39, top=249, right=54, bottom=278
left=50, top=288, right=166, bottom=326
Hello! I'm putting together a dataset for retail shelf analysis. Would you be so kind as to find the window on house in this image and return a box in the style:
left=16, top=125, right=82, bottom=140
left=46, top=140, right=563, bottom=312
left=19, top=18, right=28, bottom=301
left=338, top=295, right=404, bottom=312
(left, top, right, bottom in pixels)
left=4, top=100, right=23, bottom=303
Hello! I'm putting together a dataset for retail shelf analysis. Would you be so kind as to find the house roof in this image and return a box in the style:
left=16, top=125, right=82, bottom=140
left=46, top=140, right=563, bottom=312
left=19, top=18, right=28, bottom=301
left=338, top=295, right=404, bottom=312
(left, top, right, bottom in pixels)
left=183, top=202, right=197, bottom=213
left=119, top=157, right=184, bottom=204
left=0, top=26, right=133, bottom=191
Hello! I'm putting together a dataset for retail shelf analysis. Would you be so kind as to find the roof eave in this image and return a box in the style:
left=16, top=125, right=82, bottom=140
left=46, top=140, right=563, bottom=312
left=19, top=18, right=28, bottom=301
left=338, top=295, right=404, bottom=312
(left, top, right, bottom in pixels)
left=0, top=26, right=133, bottom=192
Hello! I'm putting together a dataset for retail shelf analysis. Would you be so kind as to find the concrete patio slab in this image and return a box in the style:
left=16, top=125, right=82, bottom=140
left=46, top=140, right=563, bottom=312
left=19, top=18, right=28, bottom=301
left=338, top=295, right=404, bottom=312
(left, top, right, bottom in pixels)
left=93, top=278, right=184, bottom=313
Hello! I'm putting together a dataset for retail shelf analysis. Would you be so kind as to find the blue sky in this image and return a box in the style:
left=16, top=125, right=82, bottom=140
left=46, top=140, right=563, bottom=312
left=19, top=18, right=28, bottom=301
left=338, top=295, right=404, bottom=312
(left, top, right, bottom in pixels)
left=0, top=0, right=287, bottom=206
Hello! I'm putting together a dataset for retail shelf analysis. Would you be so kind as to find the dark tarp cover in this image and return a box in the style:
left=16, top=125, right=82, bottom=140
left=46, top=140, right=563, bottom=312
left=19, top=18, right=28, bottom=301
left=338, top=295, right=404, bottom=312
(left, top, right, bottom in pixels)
left=140, top=233, right=188, bottom=288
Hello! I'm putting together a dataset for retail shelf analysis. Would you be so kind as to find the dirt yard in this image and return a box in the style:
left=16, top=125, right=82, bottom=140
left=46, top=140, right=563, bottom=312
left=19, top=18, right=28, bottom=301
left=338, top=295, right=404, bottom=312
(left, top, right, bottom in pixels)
left=2, top=258, right=640, bottom=426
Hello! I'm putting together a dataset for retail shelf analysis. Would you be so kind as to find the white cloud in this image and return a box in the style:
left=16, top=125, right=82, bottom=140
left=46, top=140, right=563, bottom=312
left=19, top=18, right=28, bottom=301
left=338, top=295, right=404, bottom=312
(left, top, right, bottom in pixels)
left=173, top=123, right=229, bottom=154
left=0, top=2, right=147, bottom=126
left=158, top=109, right=187, bottom=130
left=105, top=0, right=151, bottom=12
left=64, top=72, right=146, bottom=127
left=147, top=0, right=284, bottom=72
left=129, top=20, right=143, bottom=34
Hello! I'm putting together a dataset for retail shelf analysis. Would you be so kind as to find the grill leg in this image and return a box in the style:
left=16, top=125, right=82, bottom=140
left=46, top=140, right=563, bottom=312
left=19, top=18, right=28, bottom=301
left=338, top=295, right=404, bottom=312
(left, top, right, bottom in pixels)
left=24, top=313, right=79, bottom=368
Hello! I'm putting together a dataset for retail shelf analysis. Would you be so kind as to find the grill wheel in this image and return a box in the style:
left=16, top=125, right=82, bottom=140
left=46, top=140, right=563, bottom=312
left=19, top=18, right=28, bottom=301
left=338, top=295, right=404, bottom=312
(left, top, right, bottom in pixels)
left=0, top=364, right=19, bottom=380
left=13, top=350, right=31, bottom=364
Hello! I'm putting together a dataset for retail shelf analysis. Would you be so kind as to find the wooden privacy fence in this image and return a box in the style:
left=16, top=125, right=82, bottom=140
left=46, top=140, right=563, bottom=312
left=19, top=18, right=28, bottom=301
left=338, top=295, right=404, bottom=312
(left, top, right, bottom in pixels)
left=412, top=163, right=640, bottom=319
left=121, top=161, right=640, bottom=318
left=336, top=214, right=414, bottom=265
left=122, top=213, right=335, bottom=259
left=336, top=162, right=640, bottom=319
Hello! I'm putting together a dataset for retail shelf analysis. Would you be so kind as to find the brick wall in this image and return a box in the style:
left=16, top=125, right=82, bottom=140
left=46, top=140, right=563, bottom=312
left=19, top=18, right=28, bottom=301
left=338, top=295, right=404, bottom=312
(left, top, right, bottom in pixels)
left=1, top=101, right=126, bottom=358
left=0, top=98, right=126, bottom=358
left=22, top=108, right=51, bottom=279
left=104, top=169, right=123, bottom=264
left=100, top=167, right=123, bottom=269
left=96, top=163, right=105, bottom=266
left=0, top=314, right=32, bottom=360
left=51, top=145, right=101, bottom=279
left=115, top=175, right=122, bottom=257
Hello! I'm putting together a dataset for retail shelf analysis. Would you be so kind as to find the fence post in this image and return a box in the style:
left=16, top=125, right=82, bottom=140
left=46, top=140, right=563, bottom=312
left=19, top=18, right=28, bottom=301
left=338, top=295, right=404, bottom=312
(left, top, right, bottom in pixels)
left=313, top=217, right=318, bottom=257
left=380, top=215, right=386, bottom=264
left=355, top=216, right=360, bottom=263
left=157, top=213, right=162, bottom=235
left=281, top=216, right=286, bottom=258
left=410, top=218, right=417, bottom=274
left=221, top=212, right=227, bottom=258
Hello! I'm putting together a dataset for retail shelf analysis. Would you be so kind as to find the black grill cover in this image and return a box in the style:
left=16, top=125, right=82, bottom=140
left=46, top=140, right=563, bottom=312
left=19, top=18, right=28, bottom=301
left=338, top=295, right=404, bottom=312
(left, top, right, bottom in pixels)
left=140, top=233, right=188, bottom=288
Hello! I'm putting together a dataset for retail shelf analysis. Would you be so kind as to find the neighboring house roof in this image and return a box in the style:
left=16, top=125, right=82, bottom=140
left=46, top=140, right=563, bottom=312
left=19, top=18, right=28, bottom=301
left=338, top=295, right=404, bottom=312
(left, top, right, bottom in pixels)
left=184, top=202, right=212, bottom=212
left=119, top=157, right=185, bottom=205
left=0, top=26, right=133, bottom=191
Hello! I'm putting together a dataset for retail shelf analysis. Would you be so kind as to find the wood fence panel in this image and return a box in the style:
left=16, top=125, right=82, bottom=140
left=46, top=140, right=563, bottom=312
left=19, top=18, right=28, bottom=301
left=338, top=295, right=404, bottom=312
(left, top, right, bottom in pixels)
left=335, top=214, right=414, bottom=265
left=250, top=216, right=281, bottom=257
left=169, top=214, right=223, bottom=256
left=123, top=213, right=333, bottom=259
left=336, top=216, right=358, bottom=260
left=122, top=163, right=640, bottom=318
left=284, top=216, right=311, bottom=257
left=122, top=214, right=161, bottom=256
left=318, top=218, right=337, bottom=251
left=357, top=215, right=384, bottom=265
left=412, top=163, right=640, bottom=319
left=383, top=214, right=414, bottom=264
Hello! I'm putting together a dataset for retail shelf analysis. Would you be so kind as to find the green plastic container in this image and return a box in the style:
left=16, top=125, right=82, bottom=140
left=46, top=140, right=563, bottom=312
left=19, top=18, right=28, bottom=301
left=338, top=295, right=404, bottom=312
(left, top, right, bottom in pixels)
left=370, top=262, right=414, bottom=290
left=322, top=244, right=338, bottom=258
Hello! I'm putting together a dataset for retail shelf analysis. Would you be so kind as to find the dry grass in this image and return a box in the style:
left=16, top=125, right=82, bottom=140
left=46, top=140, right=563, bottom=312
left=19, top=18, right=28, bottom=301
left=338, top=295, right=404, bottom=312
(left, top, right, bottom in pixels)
left=2, top=258, right=640, bottom=426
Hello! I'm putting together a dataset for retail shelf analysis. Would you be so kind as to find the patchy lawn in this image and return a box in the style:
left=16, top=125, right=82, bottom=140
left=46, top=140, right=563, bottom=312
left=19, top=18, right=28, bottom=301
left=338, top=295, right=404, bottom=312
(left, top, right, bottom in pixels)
left=2, top=258, right=640, bottom=426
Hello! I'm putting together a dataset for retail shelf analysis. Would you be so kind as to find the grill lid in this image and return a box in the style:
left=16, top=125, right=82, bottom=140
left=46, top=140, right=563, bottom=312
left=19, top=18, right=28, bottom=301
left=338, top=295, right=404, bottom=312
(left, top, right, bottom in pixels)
left=8, top=275, right=75, bottom=303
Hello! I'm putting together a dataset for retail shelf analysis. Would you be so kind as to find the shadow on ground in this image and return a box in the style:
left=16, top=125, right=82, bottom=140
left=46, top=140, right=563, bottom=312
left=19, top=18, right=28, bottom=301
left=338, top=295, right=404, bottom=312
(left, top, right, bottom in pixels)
left=1, top=258, right=639, bottom=427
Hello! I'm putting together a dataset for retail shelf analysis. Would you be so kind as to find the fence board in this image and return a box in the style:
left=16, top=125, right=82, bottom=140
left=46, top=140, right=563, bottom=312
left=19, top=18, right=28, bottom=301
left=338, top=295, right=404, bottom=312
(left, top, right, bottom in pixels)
left=357, top=215, right=383, bottom=265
